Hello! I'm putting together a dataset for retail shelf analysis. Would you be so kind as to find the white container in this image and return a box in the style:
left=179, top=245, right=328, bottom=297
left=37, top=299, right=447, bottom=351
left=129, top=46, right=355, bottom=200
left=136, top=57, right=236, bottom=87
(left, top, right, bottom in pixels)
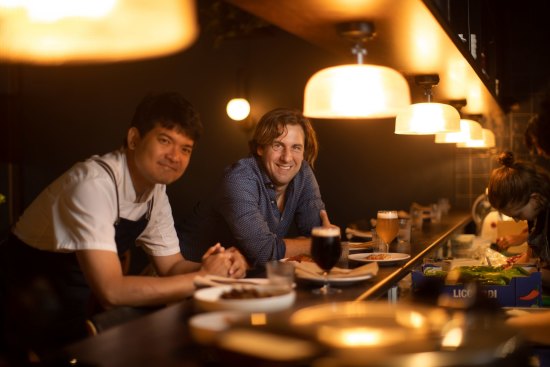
left=451, top=234, right=475, bottom=258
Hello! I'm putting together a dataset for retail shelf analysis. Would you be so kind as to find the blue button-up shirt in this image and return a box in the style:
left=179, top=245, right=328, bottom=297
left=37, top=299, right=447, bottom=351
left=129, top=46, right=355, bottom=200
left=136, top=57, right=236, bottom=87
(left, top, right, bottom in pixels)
left=179, top=157, right=325, bottom=267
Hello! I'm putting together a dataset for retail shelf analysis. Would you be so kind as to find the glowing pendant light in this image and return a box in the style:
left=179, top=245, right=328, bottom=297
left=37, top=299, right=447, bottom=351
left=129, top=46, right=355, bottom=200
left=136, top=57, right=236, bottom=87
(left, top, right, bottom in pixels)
left=394, top=74, right=461, bottom=135
left=457, top=128, right=495, bottom=148
left=435, top=118, right=484, bottom=143
left=0, top=0, right=198, bottom=64
left=303, top=21, right=411, bottom=119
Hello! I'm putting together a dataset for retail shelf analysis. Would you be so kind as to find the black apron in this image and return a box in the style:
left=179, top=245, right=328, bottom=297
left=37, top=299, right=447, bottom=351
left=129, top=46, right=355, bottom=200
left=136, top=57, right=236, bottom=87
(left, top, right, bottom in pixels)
left=528, top=204, right=550, bottom=265
left=0, top=159, right=153, bottom=358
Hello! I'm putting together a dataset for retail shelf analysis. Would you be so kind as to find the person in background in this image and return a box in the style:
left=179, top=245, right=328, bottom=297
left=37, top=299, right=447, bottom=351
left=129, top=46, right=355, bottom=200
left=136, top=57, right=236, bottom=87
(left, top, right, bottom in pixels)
left=495, top=93, right=550, bottom=250
left=524, top=99, right=550, bottom=169
left=496, top=149, right=550, bottom=367
left=487, top=151, right=550, bottom=280
left=0, top=92, right=247, bottom=362
left=178, top=107, right=331, bottom=272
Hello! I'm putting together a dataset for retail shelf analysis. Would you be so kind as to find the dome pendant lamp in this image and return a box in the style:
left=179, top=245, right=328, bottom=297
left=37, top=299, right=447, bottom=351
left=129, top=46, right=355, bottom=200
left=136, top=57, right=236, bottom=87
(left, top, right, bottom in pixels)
left=457, top=128, right=496, bottom=148
left=435, top=118, right=484, bottom=143
left=303, top=21, right=411, bottom=119
left=395, top=74, right=461, bottom=134
left=0, top=0, right=198, bottom=64
left=434, top=100, right=484, bottom=143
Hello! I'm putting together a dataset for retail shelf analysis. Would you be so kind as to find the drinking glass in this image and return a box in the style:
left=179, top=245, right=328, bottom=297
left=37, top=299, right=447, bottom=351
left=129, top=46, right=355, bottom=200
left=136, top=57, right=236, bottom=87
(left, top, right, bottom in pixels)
left=310, top=226, right=342, bottom=295
left=376, top=210, right=399, bottom=253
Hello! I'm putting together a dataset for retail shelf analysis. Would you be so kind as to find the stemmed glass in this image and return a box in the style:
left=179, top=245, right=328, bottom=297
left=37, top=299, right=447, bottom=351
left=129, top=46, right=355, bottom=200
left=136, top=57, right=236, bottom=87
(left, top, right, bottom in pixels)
left=310, top=226, right=342, bottom=295
left=376, top=210, right=399, bottom=253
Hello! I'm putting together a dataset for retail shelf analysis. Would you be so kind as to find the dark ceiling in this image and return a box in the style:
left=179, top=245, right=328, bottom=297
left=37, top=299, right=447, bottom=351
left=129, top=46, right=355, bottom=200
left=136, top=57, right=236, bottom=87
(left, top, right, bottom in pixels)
left=492, top=1, right=550, bottom=111
left=221, top=0, right=550, bottom=116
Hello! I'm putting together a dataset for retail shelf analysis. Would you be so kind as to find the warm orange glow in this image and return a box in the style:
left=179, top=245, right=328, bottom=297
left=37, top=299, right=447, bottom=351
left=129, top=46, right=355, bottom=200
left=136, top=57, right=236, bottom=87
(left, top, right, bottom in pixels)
left=0, top=0, right=198, bottom=64
left=395, top=310, right=427, bottom=329
left=395, top=102, right=461, bottom=135
left=250, top=313, right=267, bottom=326
left=457, top=128, right=495, bottom=148
left=435, top=119, right=483, bottom=143
left=441, top=327, right=464, bottom=348
left=303, top=64, right=411, bottom=119
left=463, top=84, right=484, bottom=114
left=228, top=0, right=504, bottom=125
left=443, top=58, right=469, bottom=99
left=1, top=0, right=116, bottom=22
left=317, top=325, right=407, bottom=348
left=406, top=8, right=441, bottom=72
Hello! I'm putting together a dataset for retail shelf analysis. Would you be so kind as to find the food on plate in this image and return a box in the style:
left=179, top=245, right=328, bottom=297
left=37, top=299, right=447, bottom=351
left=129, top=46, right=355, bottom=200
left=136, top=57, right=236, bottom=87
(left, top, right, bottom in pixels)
left=285, top=254, right=314, bottom=263
left=220, top=286, right=287, bottom=300
left=364, top=253, right=391, bottom=261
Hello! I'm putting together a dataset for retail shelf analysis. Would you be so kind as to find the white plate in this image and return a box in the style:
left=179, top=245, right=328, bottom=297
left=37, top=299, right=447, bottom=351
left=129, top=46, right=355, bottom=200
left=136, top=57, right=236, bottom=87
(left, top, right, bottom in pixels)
left=349, top=252, right=411, bottom=264
left=189, top=310, right=248, bottom=345
left=194, top=285, right=296, bottom=313
left=194, top=275, right=270, bottom=288
left=294, top=271, right=374, bottom=285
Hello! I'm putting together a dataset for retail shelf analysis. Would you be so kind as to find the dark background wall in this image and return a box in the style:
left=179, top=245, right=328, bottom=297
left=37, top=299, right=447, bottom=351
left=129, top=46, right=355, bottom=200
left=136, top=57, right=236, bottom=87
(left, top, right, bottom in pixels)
left=1, top=4, right=458, bottom=235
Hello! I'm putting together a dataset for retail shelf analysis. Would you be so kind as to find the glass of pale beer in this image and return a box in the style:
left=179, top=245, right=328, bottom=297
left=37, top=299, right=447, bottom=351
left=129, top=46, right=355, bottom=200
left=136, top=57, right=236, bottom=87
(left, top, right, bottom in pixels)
left=376, top=210, right=399, bottom=253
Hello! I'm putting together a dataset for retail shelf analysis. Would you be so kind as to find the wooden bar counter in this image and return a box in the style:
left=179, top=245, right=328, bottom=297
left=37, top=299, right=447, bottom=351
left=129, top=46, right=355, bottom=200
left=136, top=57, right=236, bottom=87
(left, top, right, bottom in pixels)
left=60, top=211, right=472, bottom=367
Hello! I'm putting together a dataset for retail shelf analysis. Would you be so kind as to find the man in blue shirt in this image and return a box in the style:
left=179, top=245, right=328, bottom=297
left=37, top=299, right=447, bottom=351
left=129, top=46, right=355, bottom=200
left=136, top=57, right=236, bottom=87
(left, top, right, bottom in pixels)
left=179, top=108, right=329, bottom=269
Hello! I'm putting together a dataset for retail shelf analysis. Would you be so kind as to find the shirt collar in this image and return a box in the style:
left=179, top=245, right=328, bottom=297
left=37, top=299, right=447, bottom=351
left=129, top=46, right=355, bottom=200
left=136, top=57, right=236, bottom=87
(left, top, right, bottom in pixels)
left=121, top=150, right=154, bottom=203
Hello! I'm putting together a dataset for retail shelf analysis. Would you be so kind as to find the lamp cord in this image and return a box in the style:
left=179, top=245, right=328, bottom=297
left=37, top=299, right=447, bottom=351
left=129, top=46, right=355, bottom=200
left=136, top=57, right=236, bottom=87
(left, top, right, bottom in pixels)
left=351, top=44, right=367, bottom=64
left=424, top=86, right=433, bottom=102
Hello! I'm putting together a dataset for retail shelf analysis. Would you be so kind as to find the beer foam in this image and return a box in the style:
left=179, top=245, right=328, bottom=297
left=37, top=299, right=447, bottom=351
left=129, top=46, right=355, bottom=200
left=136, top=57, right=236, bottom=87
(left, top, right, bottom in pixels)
left=377, top=211, right=398, bottom=219
left=311, top=226, right=340, bottom=237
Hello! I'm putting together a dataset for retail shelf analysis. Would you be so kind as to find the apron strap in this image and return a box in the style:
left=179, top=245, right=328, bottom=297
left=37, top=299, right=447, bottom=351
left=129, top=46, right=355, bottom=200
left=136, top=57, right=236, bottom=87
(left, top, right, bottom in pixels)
left=92, top=158, right=155, bottom=223
left=92, top=158, right=120, bottom=225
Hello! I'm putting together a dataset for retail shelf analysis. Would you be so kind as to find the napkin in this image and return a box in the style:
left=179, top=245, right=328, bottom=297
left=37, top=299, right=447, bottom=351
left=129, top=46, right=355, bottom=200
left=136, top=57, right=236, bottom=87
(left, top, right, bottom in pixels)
left=291, top=261, right=379, bottom=279
left=194, top=275, right=267, bottom=288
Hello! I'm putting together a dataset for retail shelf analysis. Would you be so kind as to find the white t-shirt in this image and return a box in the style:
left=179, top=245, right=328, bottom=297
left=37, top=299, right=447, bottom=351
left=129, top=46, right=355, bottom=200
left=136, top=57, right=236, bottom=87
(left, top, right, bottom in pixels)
left=13, top=149, right=180, bottom=257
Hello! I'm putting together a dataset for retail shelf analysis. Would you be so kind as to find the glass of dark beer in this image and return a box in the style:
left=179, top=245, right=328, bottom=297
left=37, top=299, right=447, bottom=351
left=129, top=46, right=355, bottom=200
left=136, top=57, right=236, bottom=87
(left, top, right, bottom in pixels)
left=311, top=226, right=342, bottom=295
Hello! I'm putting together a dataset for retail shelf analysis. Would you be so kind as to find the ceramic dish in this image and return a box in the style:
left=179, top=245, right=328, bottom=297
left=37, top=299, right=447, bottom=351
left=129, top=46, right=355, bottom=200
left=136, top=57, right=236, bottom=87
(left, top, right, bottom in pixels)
left=193, top=285, right=296, bottom=313
left=189, top=310, right=249, bottom=345
left=294, top=271, right=374, bottom=285
left=349, top=252, right=411, bottom=264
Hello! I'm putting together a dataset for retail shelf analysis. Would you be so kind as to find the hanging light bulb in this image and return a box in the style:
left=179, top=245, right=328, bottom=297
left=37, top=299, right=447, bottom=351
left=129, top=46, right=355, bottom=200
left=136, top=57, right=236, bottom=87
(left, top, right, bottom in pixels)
left=457, top=128, right=495, bottom=148
left=395, top=74, right=461, bottom=135
left=226, top=98, right=251, bottom=121
left=303, top=21, right=411, bottom=119
left=0, top=0, right=198, bottom=64
left=435, top=119, right=483, bottom=143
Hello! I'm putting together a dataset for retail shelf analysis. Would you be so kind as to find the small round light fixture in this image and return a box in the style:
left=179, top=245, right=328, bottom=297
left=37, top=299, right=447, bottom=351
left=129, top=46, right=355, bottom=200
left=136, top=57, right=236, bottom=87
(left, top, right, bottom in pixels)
left=226, top=98, right=250, bottom=121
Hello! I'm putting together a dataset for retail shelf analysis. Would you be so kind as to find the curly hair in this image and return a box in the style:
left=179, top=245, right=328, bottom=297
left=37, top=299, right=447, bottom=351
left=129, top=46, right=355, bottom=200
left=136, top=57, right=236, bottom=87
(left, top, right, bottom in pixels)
left=248, top=108, right=319, bottom=168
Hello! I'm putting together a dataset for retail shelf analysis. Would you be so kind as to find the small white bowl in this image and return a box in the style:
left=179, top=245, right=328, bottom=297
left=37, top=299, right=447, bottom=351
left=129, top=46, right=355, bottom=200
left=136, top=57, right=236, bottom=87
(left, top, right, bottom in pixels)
left=189, top=310, right=248, bottom=345
left=193, top=285, right=296, bottom=313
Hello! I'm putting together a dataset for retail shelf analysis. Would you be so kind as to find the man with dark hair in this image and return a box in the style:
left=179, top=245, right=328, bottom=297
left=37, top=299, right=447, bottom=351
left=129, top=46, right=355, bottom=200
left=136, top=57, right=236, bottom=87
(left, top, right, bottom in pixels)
left=0, top=92, right=246, bottom=361
left=179, top=107, right=330, bottom=270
